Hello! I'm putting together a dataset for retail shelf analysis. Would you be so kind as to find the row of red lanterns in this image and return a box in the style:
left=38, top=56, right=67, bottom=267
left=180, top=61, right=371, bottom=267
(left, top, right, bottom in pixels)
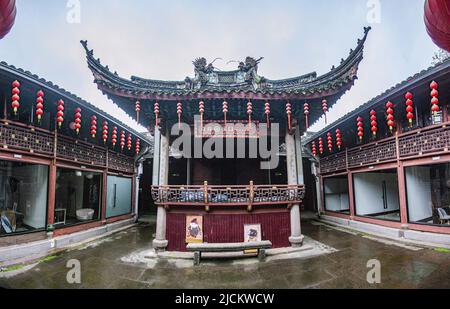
left=10, top=81, right=141, bottom=155
left=311, top=81, right=441, bottom=156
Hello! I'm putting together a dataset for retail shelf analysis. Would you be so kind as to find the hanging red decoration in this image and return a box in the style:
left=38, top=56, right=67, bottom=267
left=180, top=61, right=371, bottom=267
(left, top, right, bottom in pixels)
left=0, top=0, right=16, bottom=40
left=264, top=102, right=270, bottom=128
left=127, top=133, right=132, bottom=151
left=370, top=110, right=377, bottom=137
left=385, top=101, right=395, bottom=133
left=430, top=81, right=440, bottom=115
left=405, top=92, right=414, bottom=126
left=111, top=127, right=118, bottom=147
left=135, top=100, right=141, bottom=123
left=222, top=101, right=228, bottom=124
left=74, top=107, right=82, bottom=134
left=327, top=132, right=333, bottom=152
left=357, top=116, right=364, bottom=142
left=318, top=138, right=324, bottom=155
left=247, top=101, right=253, bottom=126
left=311, top=141, right=317, bottom=157
left=304, top=103, right=310, bottom=130
left=120, top=130, right=126, bottom=151
left=11, top=80, right=20, bottom=116
left=57, top=99, right=64, bottom=128
left=35, top=90, right=44, bottom=123
left=322, top=99, right=328, bottom=124
left=424, top=0, right=450, bottom=53
left=90, top=115, right=97, bottom=138
left=199, top=101, right=205, bottom=129
left=135, top=138, right=141, bottom=155
left=336, top=129, right=342, bottom=150
left=154, top=102, right=160, bottom=127
left=102, top=121, right=108, bottom=144
left=286, top=102, right=292, bottom=131
left=177, top=102, right=183, bottom=129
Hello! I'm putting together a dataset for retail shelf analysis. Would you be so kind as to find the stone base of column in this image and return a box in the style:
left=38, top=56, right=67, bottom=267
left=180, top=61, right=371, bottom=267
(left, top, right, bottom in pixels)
left=289, top=235, right=305, bottom=247
left=152, top=239, right=168, bottom=252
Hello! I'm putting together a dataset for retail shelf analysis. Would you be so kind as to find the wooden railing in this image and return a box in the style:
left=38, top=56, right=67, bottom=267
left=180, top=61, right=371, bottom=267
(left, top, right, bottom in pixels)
left=151, top=182, right=305, bottom=211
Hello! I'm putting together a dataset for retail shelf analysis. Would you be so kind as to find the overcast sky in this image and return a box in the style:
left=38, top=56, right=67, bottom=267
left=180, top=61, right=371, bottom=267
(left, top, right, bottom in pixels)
left=0, top=0, right=439, bottom=132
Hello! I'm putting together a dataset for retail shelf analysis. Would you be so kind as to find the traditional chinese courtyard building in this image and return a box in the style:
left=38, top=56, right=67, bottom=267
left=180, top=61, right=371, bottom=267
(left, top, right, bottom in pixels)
left=0, top=60, right=149, bottom=250
left=305, top=57, right=450, bottom=243
left=83, top=28, right=371, bottom=251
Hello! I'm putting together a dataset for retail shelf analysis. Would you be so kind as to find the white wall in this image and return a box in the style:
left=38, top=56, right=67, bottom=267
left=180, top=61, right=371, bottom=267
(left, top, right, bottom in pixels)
left=324, top=178, right=350, bottom=212
left=405, top=166, right=433, bottom=222
left=354, top=172, right=400, bottom=216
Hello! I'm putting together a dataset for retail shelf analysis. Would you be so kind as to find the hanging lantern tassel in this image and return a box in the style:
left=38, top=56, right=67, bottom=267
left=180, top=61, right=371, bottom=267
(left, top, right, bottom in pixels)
left=319, top=138, right=324, bottom=155
left=127, top=133, right=132, bottom=151
left=120, top=130, right=126, bottom=151
left=264, top=102, right=270, bottom=128
left=405, top=92, right=414, bottom=127
left=311, top=141, right=317, bottom=157
left=135, top=101, right=141, bottom=124
left=11, top=80, right=20, bottom=116
left=154, top=102, right=160, bottom=127
left=357, top=117, right=364, bottom=142
left=370, top=110, right=377, bottom=138
left=286, top=102, right=292, bottom=131
left=247, top=101, right=253, bottom=128
left=223, top=101, right=228, bottom=124
left=177, top=102, right=182, bottom=129
left=90, top=115, right=97, bottom=138
left=336, top=129, right=342, bottom=150
left=327, top=132, right=333, bottom=152
left=102, top=121, right=108, bottom=144
left=430, top=81, right=439, bottom=116
left=74, top=107, right=82, bottom=135
left=135, top=138, right=141, bottom=155
left=304, top=103, right=310, bottom=130
left=57, top=100, right=64, bottom=129
left=386, top=101, right=395, bottom=133
left=199, top=101, right=205, bottom=129
left=36, top=90, right=44, bottom=124
left=112, top=127, right=118, bottom=147
left=322, top=99, right=328, bottom=124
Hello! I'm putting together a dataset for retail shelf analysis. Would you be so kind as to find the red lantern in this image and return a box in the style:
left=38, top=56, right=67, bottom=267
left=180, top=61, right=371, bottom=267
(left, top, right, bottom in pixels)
left=11, top=80, right=20, bottom=115
left=357, top=116, right=364, bottom=142
left=286, top=102, right=292, bottom=131
left=154, top=102, right=160, bottom=127
left=370, top=110, right=377, bottom=137
left=336, top=129, right=342, bottom=150
left=199, top=101, right=205, bottom=128
left=102, top=121, right=108, bottom=144
left=112, top=127, right=118, bottom=147
left=304, top=103, right=310, bottom=130
left=90, top=115, right=97, bottom=138
left=264, top=102, right=270, bottom=128
left=135, top=138, right=141, bottom=155
left=135, top=100, right=141, bottom=123
left=74, top=107, right=82, bottom=134
left=177, top=102, right=182, bottom=129
left=311, top=141, right=317, bottom=156
left=0, top=0, right=16, bottom=40
left=385, top=101, right=395, bottom=132
left=322, top=99, right=328, bottom=124
left=223, top=101, right=228, bottom=124
left=36, top=90, right=44, bottom=123
left=57, top=99, right=64, bottom=128
left=405, top=92, right=414, bottom=126
left=127, top=133, right=132, bottom=151
left=319, top=138, right=324, bottom=155
left=327, top=132, right=333, bottom=152
left=430, top=81, right=440, bottom=115
left=120, top=130, right=126, bottom=151
left=247, top=101, right=253, bottom=126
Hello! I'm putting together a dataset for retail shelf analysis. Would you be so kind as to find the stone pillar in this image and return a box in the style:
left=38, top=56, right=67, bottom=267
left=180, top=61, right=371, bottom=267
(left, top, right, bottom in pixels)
left=285, top=132, right=304, bottom=247
left=152, top=127, right=169, bottom=250
left=311, top=162, right=322, bottom=216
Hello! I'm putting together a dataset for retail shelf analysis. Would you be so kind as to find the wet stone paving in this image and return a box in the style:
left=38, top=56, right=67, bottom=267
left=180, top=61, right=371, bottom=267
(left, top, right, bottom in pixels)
left=0, top=218, right=449, bottom=289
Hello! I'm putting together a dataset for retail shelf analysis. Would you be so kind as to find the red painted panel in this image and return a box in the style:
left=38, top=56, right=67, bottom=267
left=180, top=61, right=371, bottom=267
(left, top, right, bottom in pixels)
left=166, top=211, right=291, bottom=252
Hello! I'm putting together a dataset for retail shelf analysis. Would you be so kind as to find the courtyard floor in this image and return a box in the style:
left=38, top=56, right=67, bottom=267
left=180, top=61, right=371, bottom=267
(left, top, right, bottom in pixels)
left=0, top=217, right=449, bottom=289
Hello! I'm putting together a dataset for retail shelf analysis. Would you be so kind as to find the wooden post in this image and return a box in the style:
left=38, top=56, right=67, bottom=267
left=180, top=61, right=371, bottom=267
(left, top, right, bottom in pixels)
left=204, top=181, right=209, bottom=212
left=248, top=180, right=254, bottom=212
left=46, top=161, right=57, bottom=227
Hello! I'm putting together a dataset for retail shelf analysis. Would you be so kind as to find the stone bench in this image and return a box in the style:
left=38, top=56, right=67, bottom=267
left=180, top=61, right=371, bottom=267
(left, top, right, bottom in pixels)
left=186, top=241, right=273, bottom=266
